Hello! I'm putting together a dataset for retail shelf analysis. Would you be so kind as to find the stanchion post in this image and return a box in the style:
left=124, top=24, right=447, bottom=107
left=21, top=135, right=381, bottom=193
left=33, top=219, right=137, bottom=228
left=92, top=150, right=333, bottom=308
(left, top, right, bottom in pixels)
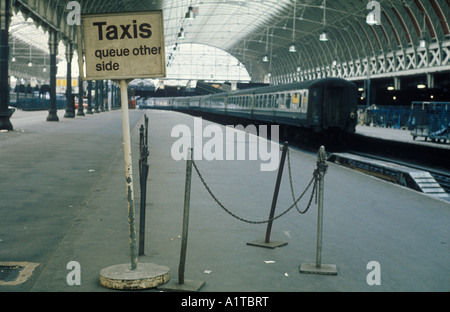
left=119, top=79, right=138, bottom=270
left=138, top=125, right=146, bottom=256
left=178, top=148, right=193, bottom=285
left=247, top=142, right=289, bottom=249
left=158, top=148, right=205, bottom=292
left=315, top=145, right=326, bottom=268
left=300, top=146, right=337, bottom=275
left=99, top=79, right=169, bottom=290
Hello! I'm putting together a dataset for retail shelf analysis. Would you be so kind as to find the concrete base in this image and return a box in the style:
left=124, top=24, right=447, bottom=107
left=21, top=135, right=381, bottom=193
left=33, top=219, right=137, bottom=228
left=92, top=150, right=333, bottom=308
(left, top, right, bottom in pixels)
left=158, top=279, right=205, bottom=292
left=299, top=263, right=337, bottom=275
left=99, top=263, right=170, bottom=290
left=246, top=240, right=287, bottom=249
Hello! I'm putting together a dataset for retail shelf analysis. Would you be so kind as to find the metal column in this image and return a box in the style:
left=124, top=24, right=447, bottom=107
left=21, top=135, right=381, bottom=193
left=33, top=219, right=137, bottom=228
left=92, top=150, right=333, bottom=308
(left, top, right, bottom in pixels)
left=46, top=30, right=59, bottom=122
left=0, top=0, right=12, bottom=130
left=64, top=43, right=75, bottom=118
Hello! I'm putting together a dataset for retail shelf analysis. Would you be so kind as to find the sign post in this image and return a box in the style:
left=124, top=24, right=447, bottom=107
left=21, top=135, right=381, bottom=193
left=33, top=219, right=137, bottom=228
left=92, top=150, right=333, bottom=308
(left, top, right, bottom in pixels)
left=80, top=11, right=169, bottom=290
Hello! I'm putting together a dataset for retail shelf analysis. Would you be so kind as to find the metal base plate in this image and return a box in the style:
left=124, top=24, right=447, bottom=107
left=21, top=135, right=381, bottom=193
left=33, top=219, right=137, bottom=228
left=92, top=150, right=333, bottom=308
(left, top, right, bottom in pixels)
left=158, top=279, right=205, bottom=292
left=246, top=240, right=288, bottom=249
left=299, top=263, right=337, bottom=275
left=99, top=263, right=170, bottom=290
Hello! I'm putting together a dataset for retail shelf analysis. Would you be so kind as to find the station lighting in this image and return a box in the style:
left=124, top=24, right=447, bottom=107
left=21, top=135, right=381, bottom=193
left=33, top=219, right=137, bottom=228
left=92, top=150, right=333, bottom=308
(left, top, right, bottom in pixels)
left=289, top=0, right=297, bottom=53
left=419, top=38, right=426, bottom=48
left=185, top=6, right=195, bottom=20
left=320, top=0, right=328, bottom=42
left=11, top=38, right=16, bottom=62
left=28, top=46, right=33, bottom=67
left=263, top=27, right=269, bottom=62
left=289, top=43, right=296, bottom=53
left=419, top=12, right=427, bottom=48
left=178, top=28, right=185, bottom=39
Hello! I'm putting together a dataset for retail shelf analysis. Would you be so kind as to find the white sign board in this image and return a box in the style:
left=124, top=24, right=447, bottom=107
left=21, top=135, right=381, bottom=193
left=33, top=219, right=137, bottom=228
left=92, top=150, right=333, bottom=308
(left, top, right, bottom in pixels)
left=82, top=11, right=166, bottom=80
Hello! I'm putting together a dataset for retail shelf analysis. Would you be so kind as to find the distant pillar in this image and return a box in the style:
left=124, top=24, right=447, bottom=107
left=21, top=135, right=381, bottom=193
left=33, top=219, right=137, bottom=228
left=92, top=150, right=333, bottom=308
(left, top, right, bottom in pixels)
left=64, top=43, right=75, bottom=118
left=364, top=79, right=371, bottom=108
left=46, top=30, right=59, bottom=122
left=94, top=80, right=100, bottom=113
left=76, top=77, right=85, bottom=116
left=426, top=73, right=434, bottom=89
left=104, top=80, right=109, bottom=111
left=110, top=84, right=115, bottom=110
left=0, top=0, right=13, bottom=130
left=394, top=77, right=401, bottom=90
left=86, top=80, right=93, bottom=114
left=100, top=80, right=105, bottom=112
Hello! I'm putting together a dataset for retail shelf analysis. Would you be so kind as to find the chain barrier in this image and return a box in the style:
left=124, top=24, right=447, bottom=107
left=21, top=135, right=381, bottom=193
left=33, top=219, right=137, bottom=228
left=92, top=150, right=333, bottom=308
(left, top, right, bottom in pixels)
left=191, top=146, right=326, bottom=225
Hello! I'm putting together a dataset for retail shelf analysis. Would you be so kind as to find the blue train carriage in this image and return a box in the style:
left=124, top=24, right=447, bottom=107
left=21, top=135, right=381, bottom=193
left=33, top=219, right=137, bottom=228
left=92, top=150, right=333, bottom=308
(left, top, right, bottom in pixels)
left=304, top=78, right=358, bottom=133
left=150, top=78, right=358, bottom=135
left=409, top=101, right=450, bottom=143
left=221, top=78, right=357, bottom=134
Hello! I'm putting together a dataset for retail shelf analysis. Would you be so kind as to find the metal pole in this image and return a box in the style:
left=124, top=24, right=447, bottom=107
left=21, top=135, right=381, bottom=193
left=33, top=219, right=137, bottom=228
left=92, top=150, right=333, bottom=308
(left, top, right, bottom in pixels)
left=64, top=43, right=74, bottom=118
left=46, top=30, right=59, bottom=122
left=264, top=142, right=289, bottom=243
left=315, top=145, right=326, bottom=268
left=299, top=145, right=336, bottom=275
left=76, top=25, right=85, bottom=117
left=138, top=125, right=147, bottom=256
left=86, top=80, right=93, bottom=114
left=179, top=148, right=193, bottom=285
left=120, top=79, right=138, bottom=270
left=0, top=0, right=13, bottom=130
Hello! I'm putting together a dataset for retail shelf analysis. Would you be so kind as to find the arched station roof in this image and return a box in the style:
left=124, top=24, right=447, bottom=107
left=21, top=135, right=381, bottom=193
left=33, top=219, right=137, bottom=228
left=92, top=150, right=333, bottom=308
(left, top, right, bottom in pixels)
left=7, top=0, right=450, bottom=84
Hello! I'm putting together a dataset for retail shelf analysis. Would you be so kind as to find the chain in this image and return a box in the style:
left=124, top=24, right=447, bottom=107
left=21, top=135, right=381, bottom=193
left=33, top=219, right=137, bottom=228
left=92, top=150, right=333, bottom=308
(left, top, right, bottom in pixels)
left=287, top=148, right=319, bottom=214
left=192, top=156, right=319, bottom=225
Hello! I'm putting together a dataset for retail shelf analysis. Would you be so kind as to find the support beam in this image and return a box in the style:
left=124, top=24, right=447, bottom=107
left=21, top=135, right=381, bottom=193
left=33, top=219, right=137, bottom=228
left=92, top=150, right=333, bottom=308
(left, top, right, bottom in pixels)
left=0, top=0, right=13, bottom=130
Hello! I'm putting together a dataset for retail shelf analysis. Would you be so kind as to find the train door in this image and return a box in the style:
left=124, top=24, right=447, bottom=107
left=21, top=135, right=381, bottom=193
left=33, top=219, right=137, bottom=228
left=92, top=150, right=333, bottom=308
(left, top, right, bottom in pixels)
left=323, top=83, right=346, bottom=128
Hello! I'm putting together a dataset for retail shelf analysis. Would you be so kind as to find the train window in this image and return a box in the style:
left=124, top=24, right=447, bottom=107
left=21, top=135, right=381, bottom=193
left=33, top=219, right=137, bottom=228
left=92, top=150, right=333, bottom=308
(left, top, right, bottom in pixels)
left=274, top=94, right=279, bottom=108
left=263, top=95, right=267, bottom=108
left=292, top=93, right=299, bottom=110
left=301, top=90, right=308, bottom=113
left=285, top=93, right=291, bottom=109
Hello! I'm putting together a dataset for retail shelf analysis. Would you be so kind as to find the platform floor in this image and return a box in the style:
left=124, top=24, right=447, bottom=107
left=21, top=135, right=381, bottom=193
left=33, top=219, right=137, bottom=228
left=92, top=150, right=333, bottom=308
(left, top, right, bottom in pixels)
left=356, top=124, right=450, bottom=150
left=0, top=109, right=448, bottom=293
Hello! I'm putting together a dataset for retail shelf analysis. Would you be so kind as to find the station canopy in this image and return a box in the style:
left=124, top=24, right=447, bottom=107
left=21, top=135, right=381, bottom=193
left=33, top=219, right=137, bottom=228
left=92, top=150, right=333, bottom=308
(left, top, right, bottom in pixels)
left=8, top=0, right=450, bottom=86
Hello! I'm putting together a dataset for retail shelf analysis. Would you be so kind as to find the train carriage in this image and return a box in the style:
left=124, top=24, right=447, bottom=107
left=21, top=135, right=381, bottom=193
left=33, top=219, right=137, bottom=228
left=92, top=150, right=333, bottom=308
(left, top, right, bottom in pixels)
left=151, top=78, right=358, bottom=135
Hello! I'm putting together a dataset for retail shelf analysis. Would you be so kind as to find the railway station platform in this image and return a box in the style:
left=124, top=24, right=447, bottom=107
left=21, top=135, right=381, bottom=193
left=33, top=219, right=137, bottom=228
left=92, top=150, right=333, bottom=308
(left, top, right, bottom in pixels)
left=0, top=109, right=448, bottom=294
left=355, top=125, right=450, bottom=150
